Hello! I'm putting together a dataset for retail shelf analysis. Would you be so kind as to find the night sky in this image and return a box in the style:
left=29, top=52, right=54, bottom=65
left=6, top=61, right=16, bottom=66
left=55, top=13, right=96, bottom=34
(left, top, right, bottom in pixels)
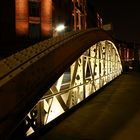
left=89, top=0, right=140, bottom=43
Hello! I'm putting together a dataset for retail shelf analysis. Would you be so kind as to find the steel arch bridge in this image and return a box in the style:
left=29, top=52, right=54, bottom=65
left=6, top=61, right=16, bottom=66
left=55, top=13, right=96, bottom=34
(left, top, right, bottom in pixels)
left=0, top=28, right=122, bottom=139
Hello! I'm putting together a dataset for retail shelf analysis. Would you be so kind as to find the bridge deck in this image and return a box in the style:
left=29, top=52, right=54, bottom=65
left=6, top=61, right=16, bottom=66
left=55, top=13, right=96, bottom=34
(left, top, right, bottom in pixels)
left=29, top=72, right=140, bottom=140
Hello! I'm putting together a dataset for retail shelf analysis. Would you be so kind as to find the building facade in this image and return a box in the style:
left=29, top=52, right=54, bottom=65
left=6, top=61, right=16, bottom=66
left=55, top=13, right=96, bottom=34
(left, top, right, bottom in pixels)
left=0, top=0, right=102, bottom=57
left=16, top=0, right=54, bottom=39
left=15, top=0, right=89, bottom=39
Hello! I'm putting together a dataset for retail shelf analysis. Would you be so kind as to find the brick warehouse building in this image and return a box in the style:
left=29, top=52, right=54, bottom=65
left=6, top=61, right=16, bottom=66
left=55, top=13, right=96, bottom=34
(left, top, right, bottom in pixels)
left=1, top=0, right=74, bottom=57
left=14, top=0, right=97, bottom=39
left=15, top=0, right=74, bottom=39
left=0, top=0, right=107, bottom=58
left=1, top=0, right=93, bottom=57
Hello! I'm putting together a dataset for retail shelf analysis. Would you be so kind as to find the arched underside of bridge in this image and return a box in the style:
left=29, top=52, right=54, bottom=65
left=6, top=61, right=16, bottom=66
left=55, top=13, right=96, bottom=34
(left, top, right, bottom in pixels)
left=0, top=28, right=122, bottom=139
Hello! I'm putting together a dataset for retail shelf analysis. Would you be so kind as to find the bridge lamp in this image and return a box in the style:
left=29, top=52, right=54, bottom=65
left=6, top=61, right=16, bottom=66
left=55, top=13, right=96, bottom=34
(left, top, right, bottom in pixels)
left=55, top=24, right=65, bottom=32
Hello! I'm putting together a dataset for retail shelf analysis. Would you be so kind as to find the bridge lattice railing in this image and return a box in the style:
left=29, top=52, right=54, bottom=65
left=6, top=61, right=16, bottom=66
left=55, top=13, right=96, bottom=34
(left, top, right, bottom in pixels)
left=0, top=29, right=122, bottom=139
left=25, top=40, right=122, bottom=136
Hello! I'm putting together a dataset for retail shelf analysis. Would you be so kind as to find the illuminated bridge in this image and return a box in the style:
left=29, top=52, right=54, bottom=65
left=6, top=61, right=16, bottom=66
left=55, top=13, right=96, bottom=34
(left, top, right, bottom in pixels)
left=1, top=28, right=140, bottom=140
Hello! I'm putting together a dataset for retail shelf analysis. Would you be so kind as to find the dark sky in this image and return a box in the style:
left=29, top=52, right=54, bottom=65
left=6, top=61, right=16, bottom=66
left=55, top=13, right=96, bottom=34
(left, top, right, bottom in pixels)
left=89, top=1, right=140, bottom=43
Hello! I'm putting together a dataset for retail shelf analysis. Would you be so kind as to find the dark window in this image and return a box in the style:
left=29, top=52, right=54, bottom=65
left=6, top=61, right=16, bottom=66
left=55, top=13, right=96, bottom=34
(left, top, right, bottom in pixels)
left=29, top=23, right=41, bottom=39
left=29, top=1, right=40, bottom=17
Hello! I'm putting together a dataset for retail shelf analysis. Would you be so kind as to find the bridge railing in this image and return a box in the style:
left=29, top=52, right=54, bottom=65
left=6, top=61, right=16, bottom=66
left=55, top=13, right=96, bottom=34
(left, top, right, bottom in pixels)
left=0, top=28, right=122, bottom=139
left=25, top=40, right=122, bottom=136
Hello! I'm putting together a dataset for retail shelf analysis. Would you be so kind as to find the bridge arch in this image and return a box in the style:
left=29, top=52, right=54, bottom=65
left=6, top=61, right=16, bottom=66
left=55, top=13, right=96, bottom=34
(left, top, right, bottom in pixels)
left=0, top=28, right=122, bottom=139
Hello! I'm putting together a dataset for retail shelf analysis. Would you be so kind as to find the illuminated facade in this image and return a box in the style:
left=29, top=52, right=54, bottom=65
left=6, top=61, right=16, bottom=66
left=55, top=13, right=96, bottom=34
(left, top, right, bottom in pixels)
left=1, top=0, right=98, bottom=42
left=15, top=0, right=97, bottom=39
left=15, top=0, right=90, bottom=38
left=72, top=0, right=87, bottom=30
left=0, top=0, right=95, bottom=57
left=16, top=0, right=53, bottom=39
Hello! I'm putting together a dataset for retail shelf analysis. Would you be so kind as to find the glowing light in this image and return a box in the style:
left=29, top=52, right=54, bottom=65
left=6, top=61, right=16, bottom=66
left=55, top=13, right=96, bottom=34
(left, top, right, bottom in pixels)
left=55, top=24, right=65, bottom=32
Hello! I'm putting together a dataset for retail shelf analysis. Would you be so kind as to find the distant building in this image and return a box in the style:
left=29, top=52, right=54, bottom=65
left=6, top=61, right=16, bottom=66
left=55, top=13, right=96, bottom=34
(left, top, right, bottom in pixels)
left=115, top=40, right=140, bottom=71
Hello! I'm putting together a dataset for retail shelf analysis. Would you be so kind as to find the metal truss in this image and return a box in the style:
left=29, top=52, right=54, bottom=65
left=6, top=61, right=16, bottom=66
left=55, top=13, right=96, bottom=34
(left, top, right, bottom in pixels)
left=0, top=28, right=122, bottom=139
left=25, top=40, right=122, bottom=136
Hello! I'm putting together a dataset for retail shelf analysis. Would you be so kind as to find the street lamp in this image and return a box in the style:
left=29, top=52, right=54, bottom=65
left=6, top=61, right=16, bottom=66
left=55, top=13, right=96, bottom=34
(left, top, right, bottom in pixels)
left=53, top=24, right=65, bottom=37
left=55, top=24, right=65, bottom=32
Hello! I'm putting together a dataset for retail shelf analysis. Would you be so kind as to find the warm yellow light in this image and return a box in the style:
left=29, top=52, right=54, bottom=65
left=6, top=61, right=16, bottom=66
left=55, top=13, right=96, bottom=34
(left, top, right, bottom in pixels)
left=55, top=24, right=65, bottom=32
